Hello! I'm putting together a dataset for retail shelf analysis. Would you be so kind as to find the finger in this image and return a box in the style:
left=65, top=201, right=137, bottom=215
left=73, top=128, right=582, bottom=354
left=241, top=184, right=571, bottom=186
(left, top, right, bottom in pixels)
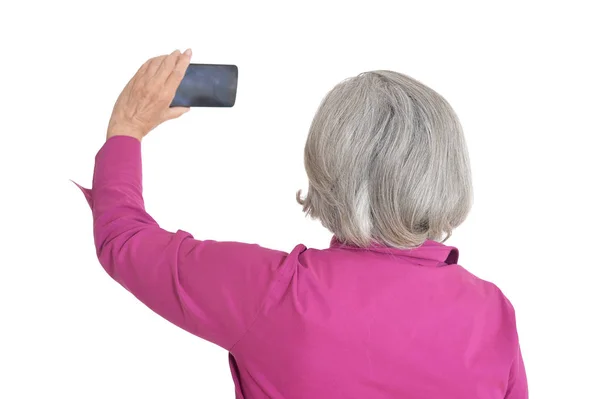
left=163, top=106, right=190, bottom=121
left=145, top=54, right=169, bottom=78
left=137, top=57, right=152, bottom=75
left=165, top=48, right=192, bottom=91
left=127, top=57, right=153, bottom=87
left=155, top=49, right=180, bottom=81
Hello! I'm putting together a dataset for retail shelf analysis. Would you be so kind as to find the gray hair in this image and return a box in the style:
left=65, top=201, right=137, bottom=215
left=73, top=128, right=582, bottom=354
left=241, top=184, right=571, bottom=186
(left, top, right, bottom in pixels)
left=297, top=70, right=473, bottom=249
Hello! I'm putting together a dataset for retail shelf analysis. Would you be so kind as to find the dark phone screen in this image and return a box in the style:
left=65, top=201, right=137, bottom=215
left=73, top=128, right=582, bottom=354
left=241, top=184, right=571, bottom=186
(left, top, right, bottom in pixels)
left=170, top=64, right=238, bottom=107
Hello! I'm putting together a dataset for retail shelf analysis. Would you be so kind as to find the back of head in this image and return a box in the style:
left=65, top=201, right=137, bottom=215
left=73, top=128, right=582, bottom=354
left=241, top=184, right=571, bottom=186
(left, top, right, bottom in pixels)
left=297, top=71, right=473, bottom=249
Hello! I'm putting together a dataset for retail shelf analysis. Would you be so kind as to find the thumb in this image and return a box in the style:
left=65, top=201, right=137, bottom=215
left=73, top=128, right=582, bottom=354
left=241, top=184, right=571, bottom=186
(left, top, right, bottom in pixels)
left=163, top=106, right=190, bottom=121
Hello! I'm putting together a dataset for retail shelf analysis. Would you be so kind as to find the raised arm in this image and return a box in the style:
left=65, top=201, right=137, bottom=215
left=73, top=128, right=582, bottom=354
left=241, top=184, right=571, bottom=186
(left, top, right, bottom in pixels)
left=75, top=136, right=296, bottom=349
left=73, top=49, right=304, bottom=350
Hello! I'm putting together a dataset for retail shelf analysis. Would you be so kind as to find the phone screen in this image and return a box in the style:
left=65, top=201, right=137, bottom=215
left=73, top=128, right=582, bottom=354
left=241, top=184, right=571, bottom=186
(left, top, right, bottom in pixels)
left=170, top=64, right=238, bottom=107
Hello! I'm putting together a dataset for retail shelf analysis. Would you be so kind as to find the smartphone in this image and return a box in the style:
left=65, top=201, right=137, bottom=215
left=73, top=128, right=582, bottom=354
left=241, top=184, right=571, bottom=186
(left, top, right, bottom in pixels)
left=170, top=64, right=238, bottom=107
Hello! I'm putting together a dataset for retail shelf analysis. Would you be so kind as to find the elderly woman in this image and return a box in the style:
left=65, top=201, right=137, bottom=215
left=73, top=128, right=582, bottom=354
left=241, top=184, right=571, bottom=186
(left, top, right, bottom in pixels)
left=75, top=48, right=528, bottom=399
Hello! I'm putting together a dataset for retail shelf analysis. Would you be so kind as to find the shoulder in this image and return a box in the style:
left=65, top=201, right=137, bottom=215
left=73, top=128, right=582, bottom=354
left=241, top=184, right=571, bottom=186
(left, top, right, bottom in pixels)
left=450, top=265, right=518, bottom=331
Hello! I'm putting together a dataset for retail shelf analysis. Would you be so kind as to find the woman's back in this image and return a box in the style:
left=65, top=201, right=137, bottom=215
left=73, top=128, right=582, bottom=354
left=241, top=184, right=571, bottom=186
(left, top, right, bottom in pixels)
left=230, top=238, right=526, bottom=398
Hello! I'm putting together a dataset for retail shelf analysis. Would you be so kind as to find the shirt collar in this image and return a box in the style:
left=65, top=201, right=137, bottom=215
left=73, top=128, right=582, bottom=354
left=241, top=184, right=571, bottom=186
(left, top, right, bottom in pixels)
left=329, top=235, right=459, bottom=265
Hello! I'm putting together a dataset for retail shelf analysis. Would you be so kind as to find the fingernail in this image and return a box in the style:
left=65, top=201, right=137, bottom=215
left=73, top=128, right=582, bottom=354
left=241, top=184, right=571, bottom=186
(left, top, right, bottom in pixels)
left=184, top=48, right=192, bottom=56
left=172, top=49, right=180, bottom=55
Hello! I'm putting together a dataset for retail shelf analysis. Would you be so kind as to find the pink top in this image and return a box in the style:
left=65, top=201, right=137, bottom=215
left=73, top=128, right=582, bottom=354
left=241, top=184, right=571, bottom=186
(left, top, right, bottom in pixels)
left=75, top=135, right=527, bottom=399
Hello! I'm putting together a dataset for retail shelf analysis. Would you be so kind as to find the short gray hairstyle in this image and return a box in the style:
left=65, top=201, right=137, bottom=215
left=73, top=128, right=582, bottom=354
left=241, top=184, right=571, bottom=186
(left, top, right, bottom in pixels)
left=297, top=70, right=473, bottom=249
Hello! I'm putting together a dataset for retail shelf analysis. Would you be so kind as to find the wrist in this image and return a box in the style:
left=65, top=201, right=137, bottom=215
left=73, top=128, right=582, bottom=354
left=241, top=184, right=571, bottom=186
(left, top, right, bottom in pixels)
left=107, top=124, right=144, bottom=142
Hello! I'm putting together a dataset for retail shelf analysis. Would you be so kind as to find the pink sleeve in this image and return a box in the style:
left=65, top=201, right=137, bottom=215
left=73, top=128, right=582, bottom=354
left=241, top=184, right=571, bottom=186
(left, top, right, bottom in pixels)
left=74, top=135, right=300, bottom=350
left=503, top=297, right=528, bottom=399
left=505, top=345, right=528, bottom=399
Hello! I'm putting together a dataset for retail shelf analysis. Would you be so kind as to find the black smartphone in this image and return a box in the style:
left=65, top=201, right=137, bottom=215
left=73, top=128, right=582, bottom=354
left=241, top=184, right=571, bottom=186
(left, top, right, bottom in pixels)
left=170, top=64, right=238, bottom=107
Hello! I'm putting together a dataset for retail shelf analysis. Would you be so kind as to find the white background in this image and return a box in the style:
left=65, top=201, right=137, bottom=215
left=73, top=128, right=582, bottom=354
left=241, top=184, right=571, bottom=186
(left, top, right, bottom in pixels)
left=1, top=0, right=599, bottom=398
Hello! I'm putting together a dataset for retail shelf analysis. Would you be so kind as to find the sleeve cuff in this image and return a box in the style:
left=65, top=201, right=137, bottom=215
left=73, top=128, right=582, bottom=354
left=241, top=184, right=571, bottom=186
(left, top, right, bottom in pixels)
left=71, top=179, right=93, bottom=208
left=93, top=135, right=142, bottom=188
left=71, top=135, right=143, bottom=209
